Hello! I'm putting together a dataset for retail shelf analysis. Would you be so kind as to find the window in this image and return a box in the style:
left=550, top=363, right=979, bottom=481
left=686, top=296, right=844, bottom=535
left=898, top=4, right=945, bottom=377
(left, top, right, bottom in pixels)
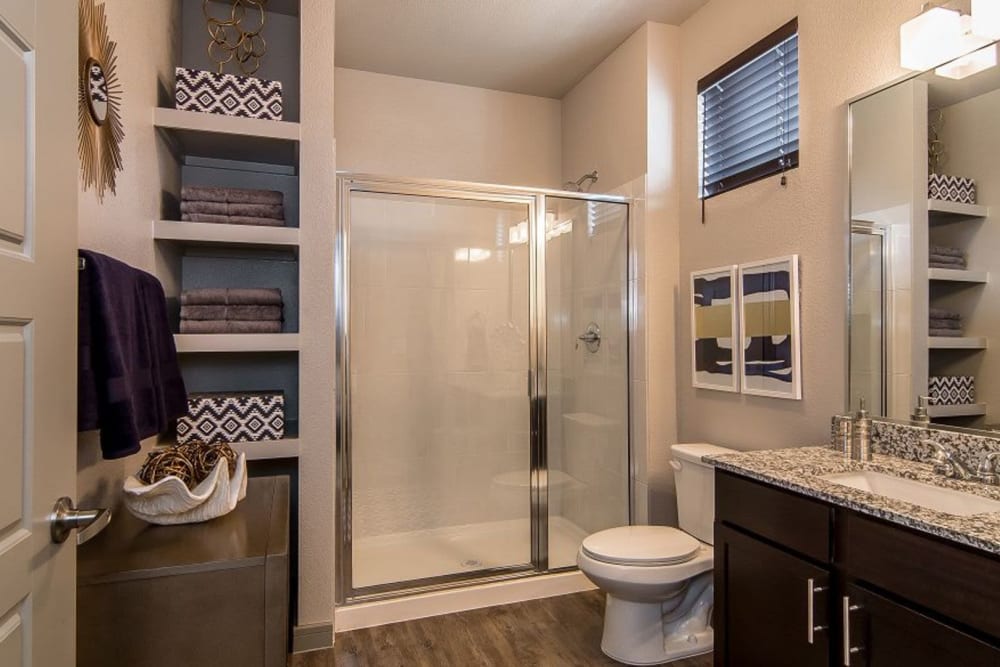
left=698, top=19, right=799, bottom=199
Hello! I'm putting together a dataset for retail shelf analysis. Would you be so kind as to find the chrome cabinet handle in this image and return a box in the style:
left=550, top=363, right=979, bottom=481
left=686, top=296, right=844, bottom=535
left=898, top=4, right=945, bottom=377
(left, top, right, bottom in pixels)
left=843, top=596, right=863, bottom=666
left=50, top=497, right=111, bottom=545
left=807, top=578, right=828, bottom=644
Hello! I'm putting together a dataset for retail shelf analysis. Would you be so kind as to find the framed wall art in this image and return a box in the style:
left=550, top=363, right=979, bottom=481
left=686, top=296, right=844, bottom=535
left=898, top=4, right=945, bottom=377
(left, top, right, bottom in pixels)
left=691, top=265, right=740, bottom=392
left=738, top=255, right=802, bottom=400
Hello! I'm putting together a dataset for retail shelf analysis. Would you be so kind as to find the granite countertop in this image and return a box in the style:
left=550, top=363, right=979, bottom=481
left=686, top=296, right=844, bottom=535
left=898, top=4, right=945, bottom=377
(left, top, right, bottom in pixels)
left=706, top=446, right=1000, bottom=555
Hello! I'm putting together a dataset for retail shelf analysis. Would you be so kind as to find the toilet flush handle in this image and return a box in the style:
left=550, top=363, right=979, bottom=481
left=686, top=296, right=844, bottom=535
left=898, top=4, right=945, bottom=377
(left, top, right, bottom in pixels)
left=669, top=460, right=682, bottom=471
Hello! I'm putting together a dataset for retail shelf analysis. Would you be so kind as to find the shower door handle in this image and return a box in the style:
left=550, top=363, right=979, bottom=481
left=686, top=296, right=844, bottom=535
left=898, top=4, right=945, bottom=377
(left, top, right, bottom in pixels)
left=576, top=323, right=601, bottom=352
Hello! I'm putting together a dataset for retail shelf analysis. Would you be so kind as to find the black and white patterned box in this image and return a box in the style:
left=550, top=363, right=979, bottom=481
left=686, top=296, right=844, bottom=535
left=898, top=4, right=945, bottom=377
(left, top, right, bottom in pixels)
left=174, top=67, right=283, bottom=120
left=928, top=376, right=975, bottom=405
left=928, top=174, right=976, bottom=204
left=176, top=391, right=285, bottom=445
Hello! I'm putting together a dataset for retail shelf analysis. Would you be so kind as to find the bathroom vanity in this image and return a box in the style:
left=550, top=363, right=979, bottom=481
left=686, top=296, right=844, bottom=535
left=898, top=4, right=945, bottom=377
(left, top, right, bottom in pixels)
left=710, top=447, right=1000, bottom=667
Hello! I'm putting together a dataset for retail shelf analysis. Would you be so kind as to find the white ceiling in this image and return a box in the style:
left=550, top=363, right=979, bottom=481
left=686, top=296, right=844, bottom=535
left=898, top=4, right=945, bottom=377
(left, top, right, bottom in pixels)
left=334, top=0, right=708, bottom=99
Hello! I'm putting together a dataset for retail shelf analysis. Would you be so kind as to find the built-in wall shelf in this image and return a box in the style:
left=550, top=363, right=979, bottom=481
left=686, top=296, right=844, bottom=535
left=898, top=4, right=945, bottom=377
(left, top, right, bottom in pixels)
left=153, top=220, right=300, bottom=252
left=928, top=403, right=987, bottom=418
left=174, top=333, right=300, bottom=353
left=928, top=336, right=988, bottom=350
left=231, top=438, right=300, bottom=460
left=928, top=267, right=989, bottom=283
left=928, top=199, right=989, bottom=222
left=153, top=108, right=300, bottom=166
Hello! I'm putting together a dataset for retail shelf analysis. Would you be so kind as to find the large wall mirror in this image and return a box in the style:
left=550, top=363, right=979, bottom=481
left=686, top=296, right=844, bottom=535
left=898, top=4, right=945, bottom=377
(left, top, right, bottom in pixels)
left=849, top=41, right=1000, bottom=434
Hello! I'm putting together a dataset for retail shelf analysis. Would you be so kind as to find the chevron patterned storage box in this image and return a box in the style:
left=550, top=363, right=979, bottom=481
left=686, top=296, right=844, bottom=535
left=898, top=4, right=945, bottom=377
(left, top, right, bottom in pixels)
left=928, top=174, right=976, bottom=204
left=176, top=391, right=285, bottom=445
left=174, top=67, right=283, bottom=120
left=928, top=376, right=975, bottom=405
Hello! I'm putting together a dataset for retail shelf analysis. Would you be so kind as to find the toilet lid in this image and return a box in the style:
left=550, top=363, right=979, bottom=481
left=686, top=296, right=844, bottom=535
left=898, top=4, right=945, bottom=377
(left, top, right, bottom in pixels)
left=581, top=526, right=701, bottom=567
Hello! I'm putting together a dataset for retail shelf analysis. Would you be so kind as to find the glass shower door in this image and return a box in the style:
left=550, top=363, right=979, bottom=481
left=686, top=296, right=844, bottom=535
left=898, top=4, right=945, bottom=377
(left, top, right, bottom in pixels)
left=544, top=196, right=630, bottom=569
left=346, top=189, right=537, bottom=592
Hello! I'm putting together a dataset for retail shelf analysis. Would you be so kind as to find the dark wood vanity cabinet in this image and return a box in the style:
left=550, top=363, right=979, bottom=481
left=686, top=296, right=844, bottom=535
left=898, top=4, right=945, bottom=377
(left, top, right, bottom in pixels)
left=714, top=471, right=1000, bottom=667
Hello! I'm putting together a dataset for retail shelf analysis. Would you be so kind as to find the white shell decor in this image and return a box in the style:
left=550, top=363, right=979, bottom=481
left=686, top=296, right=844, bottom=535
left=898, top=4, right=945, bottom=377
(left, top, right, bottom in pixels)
left=123, top=452, right=247, bottom=525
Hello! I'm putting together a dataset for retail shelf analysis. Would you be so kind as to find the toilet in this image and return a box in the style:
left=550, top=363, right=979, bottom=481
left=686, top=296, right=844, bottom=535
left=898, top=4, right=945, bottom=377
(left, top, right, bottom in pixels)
left=577, top=443, right=736, bottom=665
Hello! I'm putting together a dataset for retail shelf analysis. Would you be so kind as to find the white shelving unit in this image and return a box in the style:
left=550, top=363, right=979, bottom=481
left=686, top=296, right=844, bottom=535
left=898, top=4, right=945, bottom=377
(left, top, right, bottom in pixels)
left=928, top=336, right=988, bottom=349
left=927, top=403, right=987, bottom=418
left=154, top=219, right=300, bottom=252
left=173, top=333, right=300, bottom=353
left=230, top=438, right=301, bottom=461
left=154, top=107, right=300, bottom=166
left=928, top=199, right=989, bottom=222
left=928, top=267, right=988, bottom=283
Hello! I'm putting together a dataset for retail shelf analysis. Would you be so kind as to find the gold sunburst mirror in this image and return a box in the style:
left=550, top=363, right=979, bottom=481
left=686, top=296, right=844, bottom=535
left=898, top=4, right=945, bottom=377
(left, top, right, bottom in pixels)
left=79, top=0, right=123, bottom=201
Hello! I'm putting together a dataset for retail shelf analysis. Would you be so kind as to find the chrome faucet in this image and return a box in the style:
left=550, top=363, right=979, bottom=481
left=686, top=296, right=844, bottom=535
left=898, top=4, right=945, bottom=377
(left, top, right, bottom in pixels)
left=924, top=439, right=974, bottom=480
left=976, top=452, right=1000, bottom=486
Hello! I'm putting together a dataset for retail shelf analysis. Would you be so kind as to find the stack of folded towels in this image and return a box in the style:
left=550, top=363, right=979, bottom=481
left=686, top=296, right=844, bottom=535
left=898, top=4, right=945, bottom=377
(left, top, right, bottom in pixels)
left=929, top=245, right=967, bottom=270
left=180, top=185, right=285, bottom=227
left=929, top=307, right=963, bottom=338
left=180, top=288, right=284, bottom=334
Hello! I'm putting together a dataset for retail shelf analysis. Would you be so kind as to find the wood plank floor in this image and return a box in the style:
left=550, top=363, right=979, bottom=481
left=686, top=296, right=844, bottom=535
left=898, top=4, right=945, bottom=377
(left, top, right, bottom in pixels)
left=290, top=590, right=713, bottom=666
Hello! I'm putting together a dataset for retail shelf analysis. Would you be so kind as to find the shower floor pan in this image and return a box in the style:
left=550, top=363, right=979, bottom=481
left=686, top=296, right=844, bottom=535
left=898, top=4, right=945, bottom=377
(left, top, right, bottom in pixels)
left=352, top=516, right=589, bottom=590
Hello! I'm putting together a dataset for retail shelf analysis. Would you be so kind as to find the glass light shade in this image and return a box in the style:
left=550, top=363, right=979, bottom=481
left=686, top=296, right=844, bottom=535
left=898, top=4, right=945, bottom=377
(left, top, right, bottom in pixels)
left=900, top=6, right=964, bottom=71
left=972, top=0, right=1000, bottom=39
left=935, top=44, right=998, bottom=79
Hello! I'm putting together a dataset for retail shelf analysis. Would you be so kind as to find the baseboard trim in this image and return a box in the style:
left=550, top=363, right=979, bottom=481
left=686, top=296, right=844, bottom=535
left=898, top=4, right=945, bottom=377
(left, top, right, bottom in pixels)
left=292, top=622, right=334, bottom=653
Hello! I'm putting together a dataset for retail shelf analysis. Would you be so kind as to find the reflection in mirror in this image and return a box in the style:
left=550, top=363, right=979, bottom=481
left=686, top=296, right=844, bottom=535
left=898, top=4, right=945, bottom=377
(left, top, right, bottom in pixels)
left=86, top=58, right=109, bottom=125
left=849, top=42, right=1000, bottom=435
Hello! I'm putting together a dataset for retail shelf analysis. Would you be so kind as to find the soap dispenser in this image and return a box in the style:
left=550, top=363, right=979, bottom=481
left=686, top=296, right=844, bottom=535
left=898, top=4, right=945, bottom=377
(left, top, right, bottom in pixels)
left=851, top=398, right=873, bottom=462
left=911, top=395, right=931, bottom=427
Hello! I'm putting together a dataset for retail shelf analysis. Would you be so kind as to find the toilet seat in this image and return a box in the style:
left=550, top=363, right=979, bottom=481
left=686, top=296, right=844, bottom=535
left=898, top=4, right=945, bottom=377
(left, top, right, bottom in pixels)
left=581, top=526, right=701, bottom=567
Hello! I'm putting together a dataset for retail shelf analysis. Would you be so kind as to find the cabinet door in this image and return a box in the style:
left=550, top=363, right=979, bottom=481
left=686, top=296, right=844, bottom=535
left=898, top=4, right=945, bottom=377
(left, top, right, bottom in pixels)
left=842, top=584, right=1000, bottom=667
left=715, top=524, right=831, bottom=667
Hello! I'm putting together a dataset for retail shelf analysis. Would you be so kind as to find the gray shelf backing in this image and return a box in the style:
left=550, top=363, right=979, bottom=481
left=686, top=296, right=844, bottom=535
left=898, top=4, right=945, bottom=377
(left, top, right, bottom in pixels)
left=181, top=0, right=301, bottom=122
left=180, top=156, right=300, bottom=228
left=180, top=250, right=299, bottom=332
left=179, top=351, right=299, bottom=427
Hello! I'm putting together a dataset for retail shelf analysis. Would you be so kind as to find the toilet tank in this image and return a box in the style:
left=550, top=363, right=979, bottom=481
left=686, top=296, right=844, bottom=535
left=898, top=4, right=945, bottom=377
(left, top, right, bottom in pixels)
left=670, top=443, right=737, bottom=545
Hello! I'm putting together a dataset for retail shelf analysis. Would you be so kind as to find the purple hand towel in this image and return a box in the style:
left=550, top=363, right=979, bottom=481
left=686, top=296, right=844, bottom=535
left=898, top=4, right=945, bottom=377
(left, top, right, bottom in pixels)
left=78, top=250, right=188, bottom=459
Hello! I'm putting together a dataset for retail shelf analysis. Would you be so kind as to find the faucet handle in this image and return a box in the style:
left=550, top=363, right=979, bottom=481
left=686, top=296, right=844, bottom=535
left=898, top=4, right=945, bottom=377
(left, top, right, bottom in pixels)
left=977, top=452, right=1000, bottom=485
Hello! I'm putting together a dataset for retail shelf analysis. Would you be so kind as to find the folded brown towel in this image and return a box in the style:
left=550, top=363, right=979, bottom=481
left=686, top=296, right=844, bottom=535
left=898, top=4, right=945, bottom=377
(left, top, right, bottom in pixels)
left=181, top=213, right=285, bottom=227
left=929, top=307, right=961, bottom=320
left=929, top=328, right=963, bottom=337
left=181, top=185, right=283, bottom=205
left=180, top=319, right=283, bottom=334
left=180, top=288, right=283, bottom=306
left=180, top=201, right=284, bottom=219
left=929, top=318, right=962, bottom=330
left=929, top=245, right=965, bottom=258
left=928, top=255, right=966, bottom=266
left=180, top=304, right=283, bottom=321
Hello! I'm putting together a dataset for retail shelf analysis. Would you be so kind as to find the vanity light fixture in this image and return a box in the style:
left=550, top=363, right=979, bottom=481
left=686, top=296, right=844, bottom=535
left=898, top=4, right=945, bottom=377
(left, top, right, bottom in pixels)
left=900, top=3, right=992, bottom=71
left=935, top=43, right=998, bottom=78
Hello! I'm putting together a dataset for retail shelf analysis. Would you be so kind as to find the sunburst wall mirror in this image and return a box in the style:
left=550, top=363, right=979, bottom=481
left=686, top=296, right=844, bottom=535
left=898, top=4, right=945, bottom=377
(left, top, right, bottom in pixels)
left=79, top=0, right=123, bottom=201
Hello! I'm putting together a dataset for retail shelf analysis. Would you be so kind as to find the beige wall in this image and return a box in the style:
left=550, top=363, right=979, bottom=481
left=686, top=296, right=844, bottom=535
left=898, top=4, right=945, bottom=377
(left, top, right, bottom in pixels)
left=676, top=0, right=915, bottom=450
left=334, top=67, right=562, bottom=187
left=561, top=24, right=649, bottom=190
left=77, top=0, right=180, bottom=510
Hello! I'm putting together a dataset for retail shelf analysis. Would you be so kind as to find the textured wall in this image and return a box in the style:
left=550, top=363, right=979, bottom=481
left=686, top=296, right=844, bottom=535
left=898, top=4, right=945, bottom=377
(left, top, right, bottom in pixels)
left=76, top=0, right=181, bottom=510
left=334, top=67, right=562, bottom=187
left=676, top=0, right=916, bottom=451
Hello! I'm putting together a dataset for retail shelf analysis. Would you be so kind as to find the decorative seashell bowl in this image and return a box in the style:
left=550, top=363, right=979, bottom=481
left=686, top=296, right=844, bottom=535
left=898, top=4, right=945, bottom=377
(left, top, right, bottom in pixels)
left=123, top=452, right=247, bottom=525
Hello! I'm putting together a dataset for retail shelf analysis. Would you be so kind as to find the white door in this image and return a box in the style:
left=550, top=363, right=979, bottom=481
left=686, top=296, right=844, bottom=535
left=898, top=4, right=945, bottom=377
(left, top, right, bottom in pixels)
left=0, top=1, right=81, bottom=665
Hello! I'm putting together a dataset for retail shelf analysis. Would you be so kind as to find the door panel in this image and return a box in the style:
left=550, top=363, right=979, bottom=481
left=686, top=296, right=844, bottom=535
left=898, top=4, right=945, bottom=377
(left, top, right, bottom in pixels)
left=715, top=524, right=831, bottom=667
left=0, top=1, right=78, bottom=665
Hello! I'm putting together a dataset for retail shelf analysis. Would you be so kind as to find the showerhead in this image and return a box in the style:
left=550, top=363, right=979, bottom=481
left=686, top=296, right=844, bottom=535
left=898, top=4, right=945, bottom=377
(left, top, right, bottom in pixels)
left=563, top=170, right=599, bottom=192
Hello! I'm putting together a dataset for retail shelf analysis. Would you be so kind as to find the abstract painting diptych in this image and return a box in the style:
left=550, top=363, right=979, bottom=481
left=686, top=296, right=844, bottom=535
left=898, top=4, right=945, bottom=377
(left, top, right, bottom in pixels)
left=692, top=255, right=802, bottom=400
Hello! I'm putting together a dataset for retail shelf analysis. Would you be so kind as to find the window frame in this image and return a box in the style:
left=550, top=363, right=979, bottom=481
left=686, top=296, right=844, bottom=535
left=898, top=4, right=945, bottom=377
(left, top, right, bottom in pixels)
left=698, top=18, right=799, bottom=200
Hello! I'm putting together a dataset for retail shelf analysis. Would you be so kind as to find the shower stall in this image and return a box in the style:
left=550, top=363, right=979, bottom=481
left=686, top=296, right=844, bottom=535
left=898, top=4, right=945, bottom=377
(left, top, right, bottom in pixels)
left=335, top=174, right=631, bottom=602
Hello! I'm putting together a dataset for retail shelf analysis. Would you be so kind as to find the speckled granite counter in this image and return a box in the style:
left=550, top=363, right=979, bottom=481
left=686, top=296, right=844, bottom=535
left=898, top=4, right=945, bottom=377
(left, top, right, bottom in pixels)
left=706, top=446, right=1000, bottom=555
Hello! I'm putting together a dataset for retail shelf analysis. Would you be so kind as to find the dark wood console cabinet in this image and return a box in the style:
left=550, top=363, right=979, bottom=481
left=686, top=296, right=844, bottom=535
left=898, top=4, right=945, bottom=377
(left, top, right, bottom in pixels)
left=714, top=471, right=1000, bottom=667
left=77, top=476, right=290, bottom=667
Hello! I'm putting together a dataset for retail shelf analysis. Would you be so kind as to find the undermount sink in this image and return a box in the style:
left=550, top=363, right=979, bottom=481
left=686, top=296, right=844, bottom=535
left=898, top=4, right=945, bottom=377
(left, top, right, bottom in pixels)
left=820, top=470, right=1000, bottom=517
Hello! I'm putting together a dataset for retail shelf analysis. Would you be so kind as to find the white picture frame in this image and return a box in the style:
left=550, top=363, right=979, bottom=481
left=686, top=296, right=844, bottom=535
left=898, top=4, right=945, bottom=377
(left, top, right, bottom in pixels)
left=691, top=265, right=740, bottom=392
left=738, top=255, right=802, bottom=400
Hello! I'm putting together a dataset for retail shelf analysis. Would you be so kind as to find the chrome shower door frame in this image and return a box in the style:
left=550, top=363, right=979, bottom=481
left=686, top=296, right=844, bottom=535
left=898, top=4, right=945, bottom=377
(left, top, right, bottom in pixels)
left=335, top=173, right=631, bottom=604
